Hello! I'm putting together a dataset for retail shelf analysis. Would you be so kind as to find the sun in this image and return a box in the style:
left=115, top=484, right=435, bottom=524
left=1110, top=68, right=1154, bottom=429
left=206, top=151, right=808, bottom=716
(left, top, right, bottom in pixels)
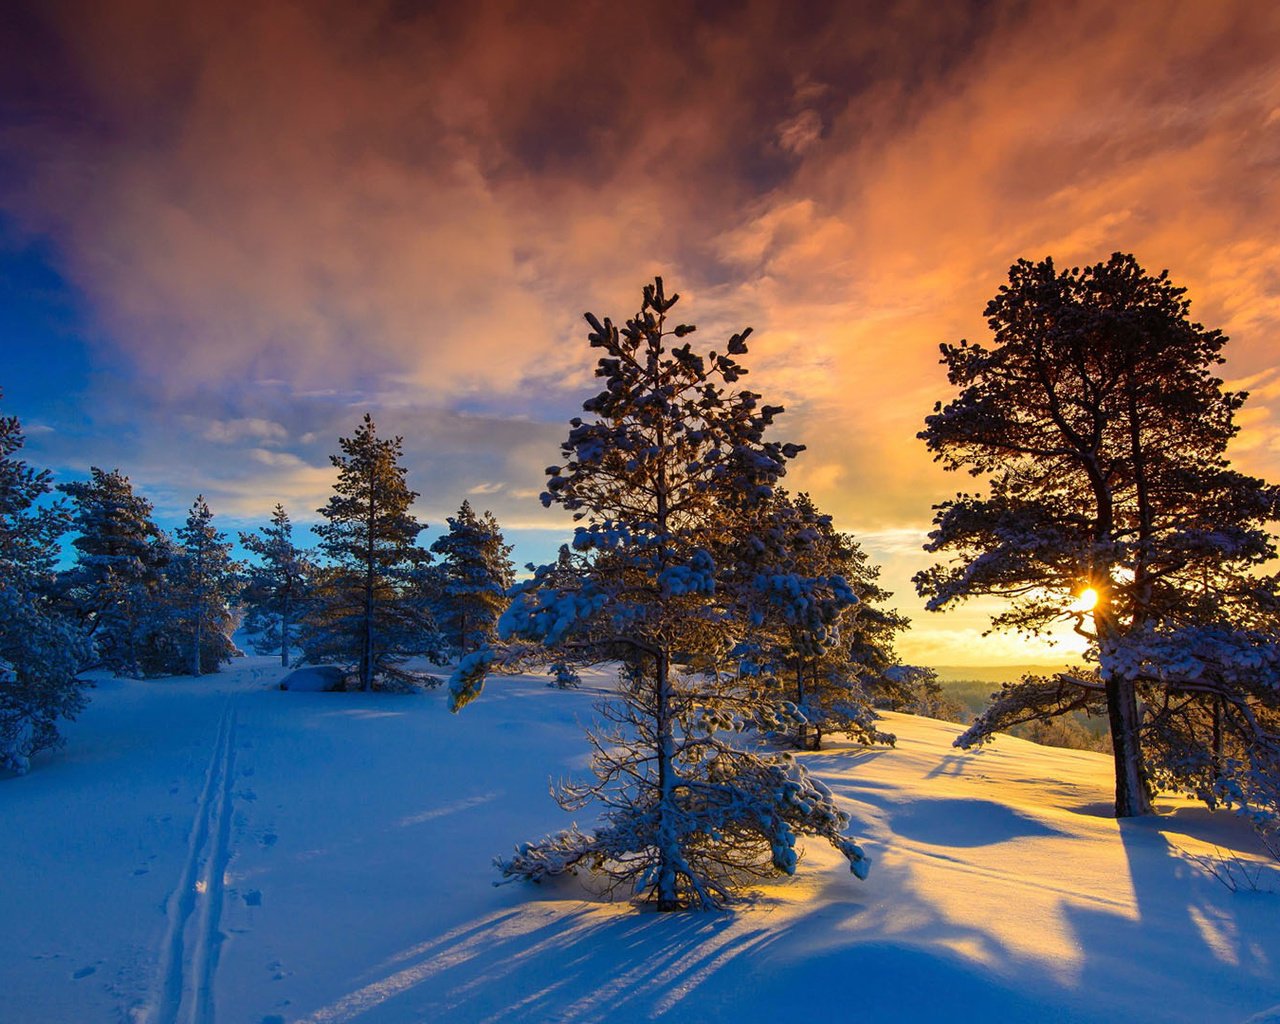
left=1070, top=587, right=1099, bottom=613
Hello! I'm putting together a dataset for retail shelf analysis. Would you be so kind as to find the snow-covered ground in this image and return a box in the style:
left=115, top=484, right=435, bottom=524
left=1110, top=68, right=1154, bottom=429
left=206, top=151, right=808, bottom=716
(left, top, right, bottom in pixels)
left=3, top=655, right=1278, bottom=1024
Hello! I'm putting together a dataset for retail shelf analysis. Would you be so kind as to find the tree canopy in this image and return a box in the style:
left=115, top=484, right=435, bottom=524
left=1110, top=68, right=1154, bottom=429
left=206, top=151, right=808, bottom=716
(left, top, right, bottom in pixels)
left=917, top=252, right=1280, bottom=821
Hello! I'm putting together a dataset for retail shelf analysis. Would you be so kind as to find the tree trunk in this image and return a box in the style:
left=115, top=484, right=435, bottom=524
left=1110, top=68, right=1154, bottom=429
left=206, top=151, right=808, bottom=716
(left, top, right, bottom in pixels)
left=650, top=337, right=681, bottom=911
left=654, top=649, right=680, bottom=911
left=362, top=574, right=374, bottom=691
left=1212, top=695, right=1224, bottom=777
left=1105, top=672, right=1150, bottom=816
left=191, top=546, right=204, bottom=678
left=795, top=663, right=807, bottom=751
left=281, top=595, right=291, bottom=669
left=192, top=608, right=202, bottom=677
left=362, top=465, right=375, bottom=692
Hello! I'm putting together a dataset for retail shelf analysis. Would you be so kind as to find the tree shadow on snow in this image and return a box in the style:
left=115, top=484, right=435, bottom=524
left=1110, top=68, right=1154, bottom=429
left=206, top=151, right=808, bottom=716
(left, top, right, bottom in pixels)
left=891, top=798, right=1068, bottom=847
left=292, top=898, right=793, bottom=1023
left=1060, top=814, right=1280, bottom=1023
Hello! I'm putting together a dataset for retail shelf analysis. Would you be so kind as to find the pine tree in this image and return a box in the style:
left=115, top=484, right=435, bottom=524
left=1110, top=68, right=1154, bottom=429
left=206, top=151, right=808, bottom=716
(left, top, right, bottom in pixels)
left=240, top=503, right=311, bottom=667
left=0, top=395, right=90, bottom=772
left=731, top=490, right=903, bottom=750
left=303, top=414, right=444, bottom=690
left=58, top=467, right=169, bottom=676
left=430, top=500, right=514, bottom=655
left=451, top=278, right=869, bottom=909
left=168, top=495, right=239, bottom=676
left=917, top=253, right=1280, bottom=821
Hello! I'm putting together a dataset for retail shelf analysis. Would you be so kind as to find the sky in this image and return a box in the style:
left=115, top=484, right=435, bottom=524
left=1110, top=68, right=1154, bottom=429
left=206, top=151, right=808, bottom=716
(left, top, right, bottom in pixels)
left=1, top=0, right=1279, bottom=668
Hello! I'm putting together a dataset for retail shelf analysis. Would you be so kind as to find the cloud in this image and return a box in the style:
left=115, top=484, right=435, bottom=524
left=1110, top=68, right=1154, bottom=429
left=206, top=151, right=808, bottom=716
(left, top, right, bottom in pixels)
left=4, top=1, right=1279, bottom=663
left=776, top=109, right=823, bottom=156
left=247, top=447, right=307, bottom=468
left=201, top=417, right=288, bottom=444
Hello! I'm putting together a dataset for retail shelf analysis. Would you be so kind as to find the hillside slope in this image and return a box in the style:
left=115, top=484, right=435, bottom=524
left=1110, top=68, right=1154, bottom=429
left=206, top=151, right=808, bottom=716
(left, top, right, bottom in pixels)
left=1, top=657, right=1276, bottom=1023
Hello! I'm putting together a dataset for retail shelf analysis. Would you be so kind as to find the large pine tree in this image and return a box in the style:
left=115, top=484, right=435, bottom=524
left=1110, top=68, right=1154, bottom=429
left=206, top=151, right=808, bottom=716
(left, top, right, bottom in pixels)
left=0, top=394, right=89, bottom=772
left=303, top=415, right=444, bottom=690
left=240, top=503, right=311, bottom=667
left=452, top=279, right=869, bottom=909
left=917, top=253, right=1280, bottom=821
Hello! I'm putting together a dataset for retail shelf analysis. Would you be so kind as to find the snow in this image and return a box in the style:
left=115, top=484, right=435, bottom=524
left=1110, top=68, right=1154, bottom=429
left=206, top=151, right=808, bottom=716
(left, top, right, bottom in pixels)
left=3, top=656, right=1278, bottom=1023
left=278, top=666, right=346, bottom=692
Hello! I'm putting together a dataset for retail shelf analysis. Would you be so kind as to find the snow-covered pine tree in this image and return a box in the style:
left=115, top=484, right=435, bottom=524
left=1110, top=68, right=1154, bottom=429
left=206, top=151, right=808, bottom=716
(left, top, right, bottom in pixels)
left=538, top=545, right=584, bottom=688
left=166, top=495, right=239, bottom=676
left=302, top=414, right=445, bottom=690
left=730, top=490, right=899, bottom=751
left=240, top=503, right=311, bottom=667
left=451, top=278, right=869, bottom=909
left=0, top=394, right=90, bottom=772
left=57, top=467, right=169, bottom=677
left=917, top=253, right=1280, bottom=822
left=430, top=500, right=514, bottom=655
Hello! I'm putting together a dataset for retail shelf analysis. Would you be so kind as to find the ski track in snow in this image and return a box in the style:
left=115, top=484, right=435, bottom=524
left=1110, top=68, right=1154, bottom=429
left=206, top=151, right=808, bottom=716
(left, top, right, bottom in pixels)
left=150, top=697, right=240, bottom=1024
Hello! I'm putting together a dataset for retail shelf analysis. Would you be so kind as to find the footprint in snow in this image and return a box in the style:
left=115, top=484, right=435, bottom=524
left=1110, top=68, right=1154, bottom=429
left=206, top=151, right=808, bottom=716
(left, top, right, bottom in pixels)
left=243, top=889, right=263, bottom=907
left=260, top=832, right=278, bottom=847
left=132, top=868, right=148, bottom=876
left=72, top=965, right=96, bottom=980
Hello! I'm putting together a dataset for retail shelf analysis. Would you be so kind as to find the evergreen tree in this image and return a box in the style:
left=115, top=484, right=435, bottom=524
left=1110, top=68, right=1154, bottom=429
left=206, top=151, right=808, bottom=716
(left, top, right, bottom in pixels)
left=0, top=395, right=90, bottom=772
left=917, top=253, right=1280, bottom=821
left=58, top=467, right=169, bottom=676
left=451, top=278, right=869, bottom=909
left=240, top=503, right=311, bottom=667
left=167, top=495, right=239, bottom=676
left=430, top=500, right=514, bottom=655
left=731, top=491, right=905, bottom=750
left=302, top=414, right=444, bottom=690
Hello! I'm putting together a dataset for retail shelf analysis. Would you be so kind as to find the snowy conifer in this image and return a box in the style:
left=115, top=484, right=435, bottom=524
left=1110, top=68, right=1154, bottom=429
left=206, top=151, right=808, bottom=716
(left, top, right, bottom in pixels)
left=452, top=279, right=869, bottom=909
left=58, top=467, right=169, bottom=676
left=430, top=500, right=514, bottom=655
left=0, top=396, right=90, bottom=772
left=918, top=253, right=1280, bottom=822
left=166, top=495, right=239, bottom=676
left=730, top=491, right=900, bottom=750
left=302, top=414, right=445, bottom=690
left=240, top=503, right=311, bottom=667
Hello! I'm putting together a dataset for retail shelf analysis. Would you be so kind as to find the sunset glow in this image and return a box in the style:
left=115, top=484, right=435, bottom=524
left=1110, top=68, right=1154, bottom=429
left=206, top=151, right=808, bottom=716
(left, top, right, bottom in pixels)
left=2, top=2, right=1278, bottom=668
left=1071, top=588, right=1100, bottom=615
